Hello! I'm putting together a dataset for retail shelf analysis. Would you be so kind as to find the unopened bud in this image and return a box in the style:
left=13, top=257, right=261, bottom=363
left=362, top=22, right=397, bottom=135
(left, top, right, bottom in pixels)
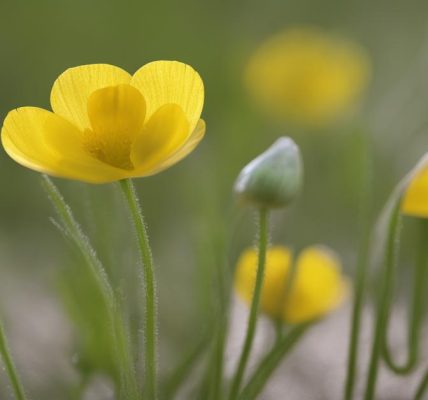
left=234, top=137, right=303, bottom=208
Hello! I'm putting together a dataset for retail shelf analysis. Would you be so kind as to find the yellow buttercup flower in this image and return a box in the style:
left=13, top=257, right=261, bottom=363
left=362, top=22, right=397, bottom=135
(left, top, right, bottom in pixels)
left=235, top=245, right=348, bottom=324
left=401, top=163, right=428, bottom=218
left=245, top=27, right=370, bottom=126
left=1, top=61, right=205, bottom=183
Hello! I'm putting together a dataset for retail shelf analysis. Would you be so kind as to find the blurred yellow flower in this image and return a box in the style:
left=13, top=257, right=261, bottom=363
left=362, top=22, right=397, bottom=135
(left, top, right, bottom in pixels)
left=401, top=163, right=428, bottom=218
left=1, top=61, right=205, bottom=183
left=235, top=245, right=348, bottom=324
left=245, top=27, right=370, bottom=126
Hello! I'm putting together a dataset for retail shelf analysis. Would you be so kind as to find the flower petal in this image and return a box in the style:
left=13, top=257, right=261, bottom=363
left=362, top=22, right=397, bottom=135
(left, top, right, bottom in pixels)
left=1, top=107, right=127, bottom=183
left=86, top=84, right=146, bottom=169
left=130, top=104, right=190, bottom=173
left=401, top=165, right=428, bottom=218
left=283, top=246, right=348, bottom=323
left=135, top=119, right=206, bottom=177
left=131, top=61, right=204, bottom=132
left=51, top=64, right=132, bottom=130
left=234, top=246, right=293, bottom=318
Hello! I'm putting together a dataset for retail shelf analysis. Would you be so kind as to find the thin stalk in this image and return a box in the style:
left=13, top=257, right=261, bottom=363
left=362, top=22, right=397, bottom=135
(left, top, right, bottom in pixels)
left=364, top=201, right=402, bottom=400
left=119, top=179, right=158, bottom=400
left=162, top=331, right=210, bottom=400
left=228, top=208, right=269, bottom=400
left=238, top=323, right=309, bottom=400
left=344, top=129, right=373, bottom=400
left=0, top=320, right=27, bottom=400
left=197, top=209, right=236, bottom=400
left=208, top=229, right=229, bottom=400
left=207, top=322, right=227, bottom=400
left=382, top=220, right=428, bottom=374
left=42, top=176, right=139, bottom=399
left=344, top=229, right=371, bottom=400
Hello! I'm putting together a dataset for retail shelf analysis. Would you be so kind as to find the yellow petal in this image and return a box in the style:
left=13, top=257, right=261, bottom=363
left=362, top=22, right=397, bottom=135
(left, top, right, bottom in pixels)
left=234, top=246, right=293, bottom=318
left=130, top=104, right=189, bottom=173
left=86, top=84, right=146, bottom=170
left=401, top=165, right=428, bottom=218
left=51, top=64, right=132, bottom=130
left=131, top=61, right=204, bottom=132
left=283, top=246, right=348, bottom=324
left=135, top=119, right=206, bottom=177
left=1, top=107, right=127, bottom=183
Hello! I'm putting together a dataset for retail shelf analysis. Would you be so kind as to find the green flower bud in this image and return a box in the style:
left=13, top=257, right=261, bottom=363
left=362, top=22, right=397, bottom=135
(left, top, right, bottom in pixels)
left=234, top=137, right=303, bottom=208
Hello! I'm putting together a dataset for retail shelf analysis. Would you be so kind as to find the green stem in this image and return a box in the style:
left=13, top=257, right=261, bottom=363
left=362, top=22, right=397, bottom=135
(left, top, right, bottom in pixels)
left=238, top=323, right=309, bottom=400
left=42, top=176, right=139, bottom=399
left=382, top=220, right=428, bottom=374
left=162, top=330, right=210, bottom=400
left=209, top=231, right=231, bottom=400
left=344, top=230, right=371, bottom=400
left=208, top=322, right=227, bottom=400
left=364, top=201, right=402, bottom=400
left=344, top=128, right=373, bottom=400
left=228, top=208, right=269, bottom=400
left=0, top=320, right=27, bottom=400
left=119, top=179, right=157, bottom=400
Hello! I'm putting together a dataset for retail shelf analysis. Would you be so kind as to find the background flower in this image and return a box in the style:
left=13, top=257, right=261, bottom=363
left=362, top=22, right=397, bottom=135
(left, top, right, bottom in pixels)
left=244, top=27, right=370, bottom=126
left=235, top=245, right=348, bottom=324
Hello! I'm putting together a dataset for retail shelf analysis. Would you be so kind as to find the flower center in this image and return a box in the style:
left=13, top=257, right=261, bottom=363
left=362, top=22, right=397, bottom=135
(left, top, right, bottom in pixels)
left=84, top=84, right=146, bottom=170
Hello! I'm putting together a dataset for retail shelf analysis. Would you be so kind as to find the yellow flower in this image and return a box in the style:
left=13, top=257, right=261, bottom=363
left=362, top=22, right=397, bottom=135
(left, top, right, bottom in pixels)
left=234, top=245, right=348, bottom=324
left=245, top=27, right=370, bottom=126
left=401, top=159, right=428, bottom=218
left=1, top=61, right=205, bottom=183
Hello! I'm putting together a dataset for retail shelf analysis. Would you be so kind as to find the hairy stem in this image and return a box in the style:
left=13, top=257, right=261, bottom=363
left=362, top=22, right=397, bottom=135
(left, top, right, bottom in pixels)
left=119, top=179, right=158, bottom=400
left=0, top=320, right=27, bottom=400
left=228, top=208, right=269, bottom=400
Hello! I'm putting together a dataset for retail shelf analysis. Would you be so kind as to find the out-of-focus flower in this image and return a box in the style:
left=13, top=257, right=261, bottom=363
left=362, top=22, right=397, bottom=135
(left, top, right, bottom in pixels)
left=401, top=163, right=428, bottom=218
left=245, top=27, right=370, bottom=126
left=1, top=61, right=205, bottom=183
left=234, top=137, right=303, bottom=209
left=235, top=245, right=348, bottom=324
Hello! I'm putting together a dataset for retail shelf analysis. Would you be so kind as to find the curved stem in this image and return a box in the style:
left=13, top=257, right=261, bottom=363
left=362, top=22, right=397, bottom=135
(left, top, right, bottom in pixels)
left=382, top=220, right=428, bottom=374
left=228, top=208, right=269, bottom=400
left=119, top=179, right=158, bottom=400
left=364, top=201, right=401, bottom=400
left=42, top=175, right=139, bottom=399
left=0, top=320, right=27, bottom=400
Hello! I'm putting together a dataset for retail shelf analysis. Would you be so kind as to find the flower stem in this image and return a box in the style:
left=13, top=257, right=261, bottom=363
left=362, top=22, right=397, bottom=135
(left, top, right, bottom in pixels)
left=0, top=319, right=27, bottom=400
left=344, top=128, right=373, bottom=400
left=344, top=229, right=371, bottom=400
left=364, top=201, right=401, bottom=400
left=42, top=175, right=139, bottom=399
left=238, top=323, right=309, bottom=400
left=119, top=179, right=157, bottom=400
left=228, top=208, right=269, bottom=400
left=382, top=219, right=428, bottom=374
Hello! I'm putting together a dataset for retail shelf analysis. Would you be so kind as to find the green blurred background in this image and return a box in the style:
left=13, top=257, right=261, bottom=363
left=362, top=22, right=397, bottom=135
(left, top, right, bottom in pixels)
left=1, top=0, right=428, bottom=397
